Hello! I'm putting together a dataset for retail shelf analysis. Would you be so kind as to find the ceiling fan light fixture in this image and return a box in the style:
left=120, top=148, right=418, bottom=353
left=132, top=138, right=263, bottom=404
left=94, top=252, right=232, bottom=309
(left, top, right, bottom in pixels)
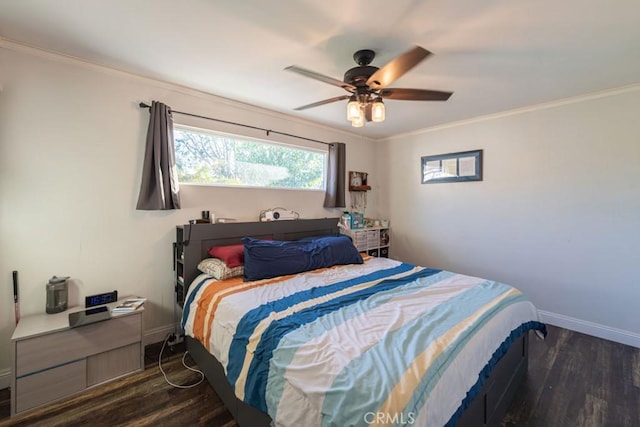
left=347, top=95, right=360, bottom=121
left=351, top=108, right=365, bottom=127
left=371, top=97, right=385, bottom=122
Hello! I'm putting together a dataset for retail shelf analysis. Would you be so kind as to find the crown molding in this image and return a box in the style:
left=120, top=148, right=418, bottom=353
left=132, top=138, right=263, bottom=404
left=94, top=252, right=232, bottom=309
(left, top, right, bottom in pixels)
left=385, top=83, right=640, bottom=142
left=0, top=37, right=371, bottom=143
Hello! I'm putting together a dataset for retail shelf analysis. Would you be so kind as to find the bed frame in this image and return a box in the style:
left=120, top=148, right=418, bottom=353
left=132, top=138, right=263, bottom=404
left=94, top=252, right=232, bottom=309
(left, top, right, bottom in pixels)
left=177, top=218, right=529, bottom=427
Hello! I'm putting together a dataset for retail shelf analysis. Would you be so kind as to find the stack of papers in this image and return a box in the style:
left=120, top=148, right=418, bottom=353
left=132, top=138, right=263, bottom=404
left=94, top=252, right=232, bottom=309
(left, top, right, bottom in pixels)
left=112, top=298, right=146, bottom=313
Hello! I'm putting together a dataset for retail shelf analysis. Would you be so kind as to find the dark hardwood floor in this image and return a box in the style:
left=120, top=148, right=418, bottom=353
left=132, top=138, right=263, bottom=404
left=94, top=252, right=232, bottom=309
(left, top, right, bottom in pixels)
left=0, top=325, right=638, bottom=426
left=503, top=325, right=640, bottom=427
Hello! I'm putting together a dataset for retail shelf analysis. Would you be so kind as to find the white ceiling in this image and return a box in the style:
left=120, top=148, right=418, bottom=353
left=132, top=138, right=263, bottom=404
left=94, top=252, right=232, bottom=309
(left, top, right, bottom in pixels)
left=1, top=0, right=639, bottom=139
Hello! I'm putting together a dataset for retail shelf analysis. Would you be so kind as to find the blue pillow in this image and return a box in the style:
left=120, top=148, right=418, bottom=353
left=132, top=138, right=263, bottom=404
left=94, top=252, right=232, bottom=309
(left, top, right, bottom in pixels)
left=242, top=235, right=363, bottom=281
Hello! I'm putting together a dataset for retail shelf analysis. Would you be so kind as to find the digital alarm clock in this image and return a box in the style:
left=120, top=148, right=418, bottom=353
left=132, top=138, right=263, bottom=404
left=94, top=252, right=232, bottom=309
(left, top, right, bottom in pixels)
left=85, top=290, right=118, bottom=308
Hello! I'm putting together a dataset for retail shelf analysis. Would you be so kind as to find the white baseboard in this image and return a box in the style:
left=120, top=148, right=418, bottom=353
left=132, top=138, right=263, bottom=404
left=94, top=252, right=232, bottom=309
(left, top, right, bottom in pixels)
left=0, top=368, right=10, bottom=389
left=538, top=310, right=640, bottom=348
left=144, top=324, right=181, bottom=346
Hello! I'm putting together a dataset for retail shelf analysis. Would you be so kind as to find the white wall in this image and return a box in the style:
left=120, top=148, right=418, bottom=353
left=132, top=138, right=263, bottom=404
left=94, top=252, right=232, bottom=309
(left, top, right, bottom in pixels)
left=0, top=43, right=378, bottom=384
left=377, top=87, right=640, bottom=346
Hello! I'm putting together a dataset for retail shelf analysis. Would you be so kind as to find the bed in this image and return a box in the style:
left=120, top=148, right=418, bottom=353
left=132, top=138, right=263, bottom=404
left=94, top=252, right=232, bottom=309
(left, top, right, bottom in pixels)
left=175, top=218, right=545, bottom=427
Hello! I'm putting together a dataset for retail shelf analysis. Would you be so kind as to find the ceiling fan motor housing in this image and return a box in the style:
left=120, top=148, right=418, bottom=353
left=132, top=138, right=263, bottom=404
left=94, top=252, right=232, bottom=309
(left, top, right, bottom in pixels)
left=344, top=66, right=378, bottom=88
left=345, top=49, right=379, bottom=88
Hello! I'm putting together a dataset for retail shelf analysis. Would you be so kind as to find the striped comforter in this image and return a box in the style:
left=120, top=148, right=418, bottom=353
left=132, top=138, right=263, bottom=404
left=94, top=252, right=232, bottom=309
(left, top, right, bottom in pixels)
left=182, top=257, right=545, bottom=427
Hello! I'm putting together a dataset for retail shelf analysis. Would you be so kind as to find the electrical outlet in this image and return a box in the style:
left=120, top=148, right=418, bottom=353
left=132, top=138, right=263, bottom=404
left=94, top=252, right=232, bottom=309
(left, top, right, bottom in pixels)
left=167, top=333, right=184, bottom=347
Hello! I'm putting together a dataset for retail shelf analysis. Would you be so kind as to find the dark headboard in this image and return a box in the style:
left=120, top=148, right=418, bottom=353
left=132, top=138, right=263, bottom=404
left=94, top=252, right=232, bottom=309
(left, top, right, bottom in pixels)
left=175, top=218, right=340, bottom=304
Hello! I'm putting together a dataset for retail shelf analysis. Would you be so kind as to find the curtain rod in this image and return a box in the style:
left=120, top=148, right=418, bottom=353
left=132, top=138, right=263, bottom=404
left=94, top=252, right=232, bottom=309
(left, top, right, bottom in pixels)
left=138, top=102, right=331, bottom=147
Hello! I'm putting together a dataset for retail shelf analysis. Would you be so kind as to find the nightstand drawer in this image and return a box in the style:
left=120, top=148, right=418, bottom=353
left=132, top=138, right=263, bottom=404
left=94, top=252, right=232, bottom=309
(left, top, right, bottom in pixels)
left=87, top=342, right=142, bottom=386
left=16, top=314, right=141, bottom=376
left=16, top=359, right=86, bottom=413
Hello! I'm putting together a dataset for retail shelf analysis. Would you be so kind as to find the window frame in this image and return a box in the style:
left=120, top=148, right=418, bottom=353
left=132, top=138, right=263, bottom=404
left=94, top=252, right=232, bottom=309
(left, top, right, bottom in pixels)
left=173, top=124, right=328, bottom=191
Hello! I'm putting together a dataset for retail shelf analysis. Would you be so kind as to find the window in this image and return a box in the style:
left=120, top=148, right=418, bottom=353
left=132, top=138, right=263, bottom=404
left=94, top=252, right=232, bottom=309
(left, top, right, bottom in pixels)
left=174, top=126, right=326, bottom=190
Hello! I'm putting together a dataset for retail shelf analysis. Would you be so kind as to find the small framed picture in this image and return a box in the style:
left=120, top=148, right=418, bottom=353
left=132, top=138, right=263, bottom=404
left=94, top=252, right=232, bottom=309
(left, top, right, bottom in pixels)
left=349, top=171, right=371, bottom=191
left=421, top=150, right=483, bottom=184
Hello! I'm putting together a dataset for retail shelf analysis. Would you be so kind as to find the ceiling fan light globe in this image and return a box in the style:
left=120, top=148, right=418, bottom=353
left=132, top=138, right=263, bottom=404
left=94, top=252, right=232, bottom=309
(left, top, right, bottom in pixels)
left=351, top=111, right=365, bottom=127
left=347, top=97, right=360, bottom=121
left=372, top=98, right=385, bottom=122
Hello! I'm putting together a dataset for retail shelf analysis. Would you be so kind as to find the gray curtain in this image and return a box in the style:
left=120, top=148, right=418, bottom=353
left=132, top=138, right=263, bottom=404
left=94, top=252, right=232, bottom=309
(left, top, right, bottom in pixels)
left=323, top=142, right=346, bottom=208
left=136, top=101, right=181, bottom=210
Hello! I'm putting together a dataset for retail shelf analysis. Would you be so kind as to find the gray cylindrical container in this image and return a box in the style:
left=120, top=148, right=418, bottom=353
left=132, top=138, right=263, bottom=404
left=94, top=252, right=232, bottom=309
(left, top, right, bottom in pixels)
left=46, top=276, right=69, bottom=314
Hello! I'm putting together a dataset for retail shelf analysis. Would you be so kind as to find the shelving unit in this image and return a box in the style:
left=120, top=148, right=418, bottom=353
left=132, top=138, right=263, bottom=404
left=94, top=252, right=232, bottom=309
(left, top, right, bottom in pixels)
left=174, top=226, right=185, bottom=306
left=340, top=226, right=390, bottom=258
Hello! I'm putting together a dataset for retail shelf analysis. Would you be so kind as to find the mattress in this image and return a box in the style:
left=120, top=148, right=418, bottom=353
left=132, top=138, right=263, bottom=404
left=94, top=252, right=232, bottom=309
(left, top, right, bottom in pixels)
left=182, top=257, right=545, bottom=427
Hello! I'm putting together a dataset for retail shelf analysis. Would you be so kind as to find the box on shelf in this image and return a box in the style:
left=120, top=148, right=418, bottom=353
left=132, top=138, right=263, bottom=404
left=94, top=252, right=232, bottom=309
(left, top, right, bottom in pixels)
left=340, top=212, right=365, bottom=229
left=380, top=229, right=390, bottom=246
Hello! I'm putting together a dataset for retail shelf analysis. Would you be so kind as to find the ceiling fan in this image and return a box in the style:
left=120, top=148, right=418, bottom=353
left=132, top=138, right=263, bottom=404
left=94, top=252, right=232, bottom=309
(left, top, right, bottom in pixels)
left=285, top=46, right=453, bottom=127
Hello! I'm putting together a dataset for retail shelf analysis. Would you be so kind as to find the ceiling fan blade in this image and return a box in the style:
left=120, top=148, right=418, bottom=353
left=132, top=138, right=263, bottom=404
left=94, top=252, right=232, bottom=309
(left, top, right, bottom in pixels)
left=294, top=95, right=350, bottom=111
left=379, top=88, right=453, bottom=101
left=366, top=46, right=432, bottom=90
left=285, top=66, right=356, bottom=91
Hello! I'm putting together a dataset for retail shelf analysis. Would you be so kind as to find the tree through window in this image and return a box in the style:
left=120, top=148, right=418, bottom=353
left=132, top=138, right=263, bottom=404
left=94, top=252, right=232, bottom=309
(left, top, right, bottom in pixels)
left=174, top=126, right=326, bottom=189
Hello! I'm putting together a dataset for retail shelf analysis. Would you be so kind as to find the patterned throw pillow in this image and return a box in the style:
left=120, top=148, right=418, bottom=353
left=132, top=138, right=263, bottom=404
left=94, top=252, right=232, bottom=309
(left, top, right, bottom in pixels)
left=197, top=258, right=244, bottom=280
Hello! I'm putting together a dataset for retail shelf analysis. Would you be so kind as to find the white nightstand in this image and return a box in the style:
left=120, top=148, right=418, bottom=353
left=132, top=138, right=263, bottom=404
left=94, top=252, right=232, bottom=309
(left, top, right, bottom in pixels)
left=10, top=301, right=144, bottom=416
